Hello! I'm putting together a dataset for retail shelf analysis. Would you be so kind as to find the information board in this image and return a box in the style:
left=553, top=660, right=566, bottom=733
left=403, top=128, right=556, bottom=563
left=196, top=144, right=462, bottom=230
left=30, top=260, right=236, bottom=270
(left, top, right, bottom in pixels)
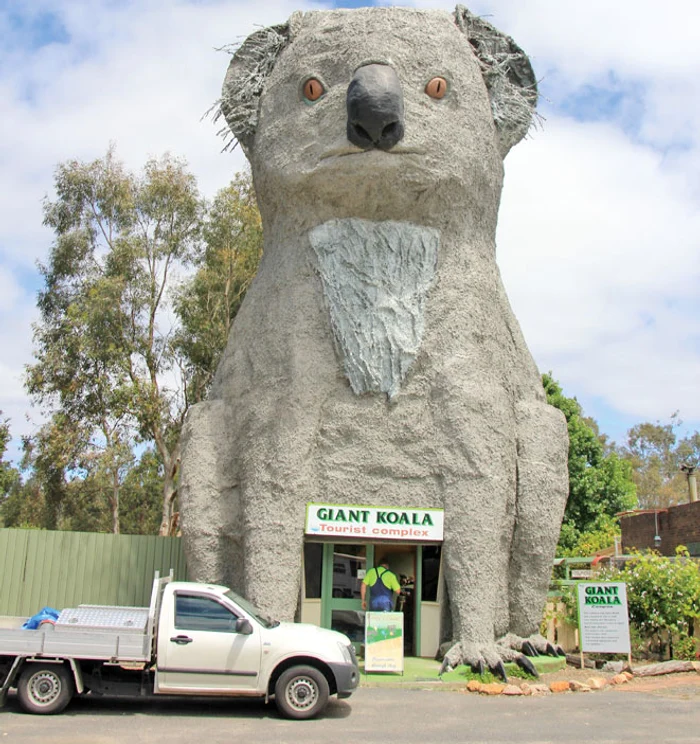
left=577, top=582, right=631, bottom=654
left=364, top=612, right=404, bottom=673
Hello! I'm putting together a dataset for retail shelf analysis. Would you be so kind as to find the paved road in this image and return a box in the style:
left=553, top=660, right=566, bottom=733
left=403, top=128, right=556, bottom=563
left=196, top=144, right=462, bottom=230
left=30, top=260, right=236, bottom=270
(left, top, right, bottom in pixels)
left=1, top=685, right=698, bottom=744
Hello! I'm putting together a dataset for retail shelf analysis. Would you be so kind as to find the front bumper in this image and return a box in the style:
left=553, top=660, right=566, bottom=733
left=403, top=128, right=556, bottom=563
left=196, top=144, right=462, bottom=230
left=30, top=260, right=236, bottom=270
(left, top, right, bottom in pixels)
left=329, top=660, right=360, bottom=698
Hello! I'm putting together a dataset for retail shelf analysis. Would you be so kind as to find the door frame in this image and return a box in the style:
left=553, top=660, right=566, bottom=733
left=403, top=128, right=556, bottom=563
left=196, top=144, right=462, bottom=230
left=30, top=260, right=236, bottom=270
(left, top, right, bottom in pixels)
left=319, top=542, right=424, bottom=657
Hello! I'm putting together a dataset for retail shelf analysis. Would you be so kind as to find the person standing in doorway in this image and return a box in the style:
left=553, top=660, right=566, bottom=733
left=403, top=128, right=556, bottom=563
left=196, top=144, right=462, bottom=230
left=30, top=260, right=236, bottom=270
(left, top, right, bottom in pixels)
left=361, top=556, right=401, bottom=612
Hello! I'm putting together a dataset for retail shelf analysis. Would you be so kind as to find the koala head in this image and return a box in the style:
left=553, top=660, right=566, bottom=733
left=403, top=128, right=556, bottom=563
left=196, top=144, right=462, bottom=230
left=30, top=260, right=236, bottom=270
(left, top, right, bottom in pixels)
left=218, top=6, right=537, bottom=229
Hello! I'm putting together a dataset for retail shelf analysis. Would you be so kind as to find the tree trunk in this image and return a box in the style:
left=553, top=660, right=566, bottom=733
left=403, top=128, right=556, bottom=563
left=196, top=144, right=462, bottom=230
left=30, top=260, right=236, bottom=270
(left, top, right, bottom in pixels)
left=112, top=468, right=120, bottom=534
left=158, top=443, right=181, bottom=536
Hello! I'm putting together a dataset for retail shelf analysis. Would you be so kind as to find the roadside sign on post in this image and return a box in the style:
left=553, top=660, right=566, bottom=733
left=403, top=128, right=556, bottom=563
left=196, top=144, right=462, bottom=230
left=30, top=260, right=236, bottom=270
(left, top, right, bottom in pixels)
left=576, top=582, right=631, bottom=667
left=570, top=569, right=593, bottom=579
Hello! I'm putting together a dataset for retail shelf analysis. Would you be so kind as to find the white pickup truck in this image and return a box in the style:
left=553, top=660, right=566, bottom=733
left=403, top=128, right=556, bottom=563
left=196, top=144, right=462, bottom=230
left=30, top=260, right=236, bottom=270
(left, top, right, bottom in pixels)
left=0, top=574, right=359, bottom=719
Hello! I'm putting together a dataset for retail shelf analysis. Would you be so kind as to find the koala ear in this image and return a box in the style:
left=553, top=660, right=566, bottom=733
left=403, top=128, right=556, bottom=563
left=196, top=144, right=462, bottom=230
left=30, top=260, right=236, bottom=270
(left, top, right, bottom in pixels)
left=454, top=5, right=538, bottom=157
left=217, top=22, right=292, bottom=155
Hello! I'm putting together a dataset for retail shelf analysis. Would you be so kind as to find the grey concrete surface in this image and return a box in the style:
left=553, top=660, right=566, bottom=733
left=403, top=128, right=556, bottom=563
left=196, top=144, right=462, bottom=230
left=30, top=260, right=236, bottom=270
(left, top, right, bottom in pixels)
left=180, top=5, right=569, bottom=674
left=1, top=686, right=698, bottom=744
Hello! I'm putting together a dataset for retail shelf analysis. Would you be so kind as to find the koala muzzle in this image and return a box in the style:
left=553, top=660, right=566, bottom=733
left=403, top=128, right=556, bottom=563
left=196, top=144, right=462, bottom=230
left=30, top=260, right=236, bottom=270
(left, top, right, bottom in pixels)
left=346, top=64, right=405, bottom=151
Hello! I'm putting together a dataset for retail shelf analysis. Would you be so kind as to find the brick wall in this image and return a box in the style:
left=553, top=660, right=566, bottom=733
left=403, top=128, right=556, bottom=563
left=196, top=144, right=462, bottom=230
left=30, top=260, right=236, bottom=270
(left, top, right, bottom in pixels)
left=620, top=501, right=700, bottom=556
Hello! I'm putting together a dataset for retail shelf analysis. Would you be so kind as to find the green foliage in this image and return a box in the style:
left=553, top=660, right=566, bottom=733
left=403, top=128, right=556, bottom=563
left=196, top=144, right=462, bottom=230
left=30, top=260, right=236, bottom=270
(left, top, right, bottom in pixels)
left=450, top=664, right=535, bottom=683
left=542, top=584, right=578, bottom=632
left=453, top=666, right=499, bottom=684
left=119, top=449, right=163, bottom=535
left=619, top=416, right=700, bottom=508
left=0, top=415, right=21, bottom=526
left=557, top=515, right=621, bottom=559
left=603, top=547, right=700, bottom=660
left=174, top=172, right=263, bottom=403
left=543, top=374, right=637, bottom=554
left=1, top=476, right=47, bottom=530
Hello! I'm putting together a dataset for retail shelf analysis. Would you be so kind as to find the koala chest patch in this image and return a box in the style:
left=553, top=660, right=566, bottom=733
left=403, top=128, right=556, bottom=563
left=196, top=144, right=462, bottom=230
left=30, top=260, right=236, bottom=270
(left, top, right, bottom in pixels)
left=309, top=219, right=439, bottom=398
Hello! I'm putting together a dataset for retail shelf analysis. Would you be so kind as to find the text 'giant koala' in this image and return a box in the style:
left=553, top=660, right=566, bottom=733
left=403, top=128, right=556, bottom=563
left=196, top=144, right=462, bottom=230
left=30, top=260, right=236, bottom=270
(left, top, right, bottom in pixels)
left=180, top=5, right=569, bottom=677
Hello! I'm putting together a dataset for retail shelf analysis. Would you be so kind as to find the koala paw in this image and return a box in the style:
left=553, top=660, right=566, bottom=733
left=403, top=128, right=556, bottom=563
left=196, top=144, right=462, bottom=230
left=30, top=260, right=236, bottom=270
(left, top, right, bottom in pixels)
left=498, top=632, right=566, bottom=659
left=438, top=641, right=538, bottom=681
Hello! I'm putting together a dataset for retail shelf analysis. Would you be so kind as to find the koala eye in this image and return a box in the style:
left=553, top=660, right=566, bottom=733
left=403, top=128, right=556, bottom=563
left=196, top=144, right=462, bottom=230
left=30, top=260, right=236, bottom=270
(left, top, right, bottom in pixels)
left=425, top=77, right=448, bottom=100
left=302, top=78, right=325, bottom=102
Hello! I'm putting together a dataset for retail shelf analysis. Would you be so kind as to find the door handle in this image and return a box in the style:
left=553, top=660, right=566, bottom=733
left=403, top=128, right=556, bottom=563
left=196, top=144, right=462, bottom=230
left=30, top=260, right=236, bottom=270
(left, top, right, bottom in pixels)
left=170, top=635, right=193, bottom=645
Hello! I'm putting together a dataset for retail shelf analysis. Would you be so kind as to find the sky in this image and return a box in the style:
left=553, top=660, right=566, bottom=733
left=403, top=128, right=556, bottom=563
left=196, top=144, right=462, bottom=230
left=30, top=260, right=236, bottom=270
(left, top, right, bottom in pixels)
left=1, top=0, right=699, bottom=463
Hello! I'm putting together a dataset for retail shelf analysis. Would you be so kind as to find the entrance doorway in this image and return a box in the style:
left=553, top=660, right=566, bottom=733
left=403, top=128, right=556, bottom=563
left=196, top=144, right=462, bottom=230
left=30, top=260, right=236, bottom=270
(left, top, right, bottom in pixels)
left=301, top=541, right=443, bottom=657
left=377, top=544, right=417, bottom=656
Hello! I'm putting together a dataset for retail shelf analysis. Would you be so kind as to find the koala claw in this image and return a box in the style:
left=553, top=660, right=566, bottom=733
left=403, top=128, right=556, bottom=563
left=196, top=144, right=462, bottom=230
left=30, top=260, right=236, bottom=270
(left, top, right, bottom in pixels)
left=492, top=659, right=508, bottom=682
left=515, top=654, right=539, bottom=678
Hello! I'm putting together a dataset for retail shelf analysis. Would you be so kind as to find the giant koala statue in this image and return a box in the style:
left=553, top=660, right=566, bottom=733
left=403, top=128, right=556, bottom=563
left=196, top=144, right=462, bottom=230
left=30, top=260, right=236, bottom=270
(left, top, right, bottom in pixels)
left=180, top=5, right=569, bottom=677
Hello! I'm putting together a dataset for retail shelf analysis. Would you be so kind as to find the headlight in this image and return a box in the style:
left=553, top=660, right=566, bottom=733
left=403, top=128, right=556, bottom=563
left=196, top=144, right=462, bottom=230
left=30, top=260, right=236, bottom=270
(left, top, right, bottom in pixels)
left=338, top=641, right=355, bottom=664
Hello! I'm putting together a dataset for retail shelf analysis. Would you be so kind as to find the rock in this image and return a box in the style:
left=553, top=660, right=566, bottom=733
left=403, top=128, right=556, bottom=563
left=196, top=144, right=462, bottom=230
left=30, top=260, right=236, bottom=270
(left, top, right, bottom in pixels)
left=586, top=677, right=608, bottom=690
left=602, top=661, right=624, bottom=673
left=502, top=685, right=524, bottom=696
left=529, top=684, right=551, bottom=695
left=519, top=683, right=533, bottom=696
left=569, top=681, right=591, bottom=692
left=622, top=671, right=634, bottom=681
left=550, top=681, right=571, bottom=693
left=611, top=674, right=628, bottom=685
left=466, top=679, right=483, bottom=692
left=480, top=683, right=506, bottom=695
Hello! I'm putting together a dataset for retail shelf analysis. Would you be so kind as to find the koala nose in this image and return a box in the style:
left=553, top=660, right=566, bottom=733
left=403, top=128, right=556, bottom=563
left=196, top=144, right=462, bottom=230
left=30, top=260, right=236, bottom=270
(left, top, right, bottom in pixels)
left=347, top=64, right=405, bottom=151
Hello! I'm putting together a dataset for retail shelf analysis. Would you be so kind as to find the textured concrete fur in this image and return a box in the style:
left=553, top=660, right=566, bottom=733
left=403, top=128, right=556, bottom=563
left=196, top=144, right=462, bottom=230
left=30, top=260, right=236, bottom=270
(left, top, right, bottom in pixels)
left=309, top=219, right=439, bottom=398
left=180, top=5, right=569, bottom=672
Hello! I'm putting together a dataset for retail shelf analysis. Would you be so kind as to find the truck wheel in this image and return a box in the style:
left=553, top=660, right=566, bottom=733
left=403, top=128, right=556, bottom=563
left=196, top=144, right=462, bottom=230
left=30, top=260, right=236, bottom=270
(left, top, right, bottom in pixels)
left=17, top=663, right=74, bottom=715
left=274, top=665, right=329, bottom=720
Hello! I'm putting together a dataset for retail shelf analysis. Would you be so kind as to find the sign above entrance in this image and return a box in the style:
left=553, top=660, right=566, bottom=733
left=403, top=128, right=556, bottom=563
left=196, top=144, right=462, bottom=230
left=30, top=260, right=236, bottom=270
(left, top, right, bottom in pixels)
left=305, top=503, right=444, bottom=542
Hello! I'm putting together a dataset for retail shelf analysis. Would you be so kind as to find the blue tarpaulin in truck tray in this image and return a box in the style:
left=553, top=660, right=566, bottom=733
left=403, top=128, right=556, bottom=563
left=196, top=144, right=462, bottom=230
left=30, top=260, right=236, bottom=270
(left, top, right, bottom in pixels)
left=22, top=607, right=60, bottom=629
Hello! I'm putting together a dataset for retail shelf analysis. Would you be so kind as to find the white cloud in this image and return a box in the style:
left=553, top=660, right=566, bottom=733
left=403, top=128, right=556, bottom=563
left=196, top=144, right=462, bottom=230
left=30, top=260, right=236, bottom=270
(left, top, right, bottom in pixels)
left=1, top=0, right=699, bottom=459
left=0, top=0, right=316, bottom=458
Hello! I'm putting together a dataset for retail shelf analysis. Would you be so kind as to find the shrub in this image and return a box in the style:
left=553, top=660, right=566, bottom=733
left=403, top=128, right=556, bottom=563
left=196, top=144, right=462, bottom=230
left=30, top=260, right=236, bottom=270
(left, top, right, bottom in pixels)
left=603, top=547, right=700, bottom=660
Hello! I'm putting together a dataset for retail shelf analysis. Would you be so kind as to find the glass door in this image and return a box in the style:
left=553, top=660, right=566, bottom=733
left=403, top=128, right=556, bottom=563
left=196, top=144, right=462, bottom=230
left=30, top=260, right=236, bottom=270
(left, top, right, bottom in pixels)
left=322, top=543, right=373, bottom=650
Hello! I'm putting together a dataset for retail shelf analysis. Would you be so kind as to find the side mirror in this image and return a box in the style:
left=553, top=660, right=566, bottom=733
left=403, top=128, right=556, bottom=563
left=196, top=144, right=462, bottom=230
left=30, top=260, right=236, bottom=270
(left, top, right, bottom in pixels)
left=235, top=617, right=253, bottom=635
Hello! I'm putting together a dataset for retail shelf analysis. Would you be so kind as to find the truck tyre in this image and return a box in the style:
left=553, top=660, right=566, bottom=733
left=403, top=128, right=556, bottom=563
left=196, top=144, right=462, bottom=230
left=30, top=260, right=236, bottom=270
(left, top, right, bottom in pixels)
left=17, top=663, right=74, bottom=715
left=274, top=665, right=329, bottom=720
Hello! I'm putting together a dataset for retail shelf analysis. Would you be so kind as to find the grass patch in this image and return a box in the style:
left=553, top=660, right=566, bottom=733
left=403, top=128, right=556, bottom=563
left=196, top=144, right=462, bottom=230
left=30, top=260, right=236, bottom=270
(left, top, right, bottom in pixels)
left=358, top=655, right=565, bottom=688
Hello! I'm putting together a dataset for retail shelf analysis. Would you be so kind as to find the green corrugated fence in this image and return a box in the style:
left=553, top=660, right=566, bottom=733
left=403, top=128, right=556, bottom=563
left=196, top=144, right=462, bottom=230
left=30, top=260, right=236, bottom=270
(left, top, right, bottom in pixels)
left=0, top=528, right=188, bottom=617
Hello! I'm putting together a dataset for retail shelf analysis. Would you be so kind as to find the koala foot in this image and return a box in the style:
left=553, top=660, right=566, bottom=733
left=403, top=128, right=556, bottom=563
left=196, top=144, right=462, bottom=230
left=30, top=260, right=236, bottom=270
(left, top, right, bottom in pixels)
left=438, top=641, right=539, bottom=682
left=498, top=632, right=566, bottom=659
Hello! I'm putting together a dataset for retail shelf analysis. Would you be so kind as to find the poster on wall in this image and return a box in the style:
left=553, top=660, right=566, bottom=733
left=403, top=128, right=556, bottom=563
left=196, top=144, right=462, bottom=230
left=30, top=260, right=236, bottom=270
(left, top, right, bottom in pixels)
left=576, top=582, right=631, bottom=653
left=364, top=612, right=404, bottom=673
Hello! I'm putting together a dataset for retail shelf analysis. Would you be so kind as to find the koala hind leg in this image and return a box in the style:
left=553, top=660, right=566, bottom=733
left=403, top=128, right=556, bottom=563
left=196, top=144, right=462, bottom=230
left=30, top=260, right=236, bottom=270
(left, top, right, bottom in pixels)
left=179, top=399, right=245, bottom=592
left=508, top=398, right=569, bottom=639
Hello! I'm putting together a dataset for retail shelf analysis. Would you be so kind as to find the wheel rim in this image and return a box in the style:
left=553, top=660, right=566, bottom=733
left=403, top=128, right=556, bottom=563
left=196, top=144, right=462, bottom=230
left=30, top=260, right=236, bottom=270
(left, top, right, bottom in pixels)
left=27, top=670, right=62, bottom=707
left=285, top=675, right=319, bottom=712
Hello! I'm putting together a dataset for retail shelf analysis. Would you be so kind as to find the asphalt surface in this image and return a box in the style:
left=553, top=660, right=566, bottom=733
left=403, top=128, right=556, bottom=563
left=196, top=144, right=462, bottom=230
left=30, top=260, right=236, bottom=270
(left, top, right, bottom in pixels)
left=1, top=684, right=699, bottom=744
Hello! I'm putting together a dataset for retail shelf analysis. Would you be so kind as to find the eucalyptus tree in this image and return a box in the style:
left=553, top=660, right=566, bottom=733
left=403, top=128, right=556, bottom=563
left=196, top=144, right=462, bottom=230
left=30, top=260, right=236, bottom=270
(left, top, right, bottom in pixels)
left=621, top=418, right=700, bottom=508
left=27, top=149, right=203, bottom=534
